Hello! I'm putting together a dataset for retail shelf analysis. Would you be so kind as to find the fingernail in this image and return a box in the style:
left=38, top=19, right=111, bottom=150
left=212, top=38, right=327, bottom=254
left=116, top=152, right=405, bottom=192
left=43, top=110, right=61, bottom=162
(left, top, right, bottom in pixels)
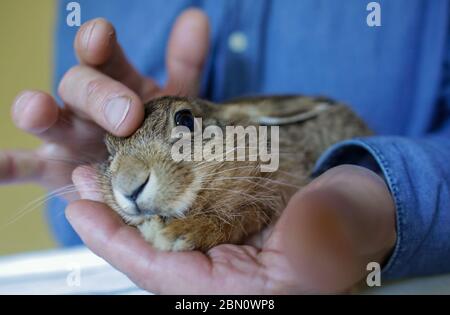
left=13, top=91, right=36, bottom=120
left=104, top=97, right=131, bottom=130
left=82, top=21, right=97, bottom=52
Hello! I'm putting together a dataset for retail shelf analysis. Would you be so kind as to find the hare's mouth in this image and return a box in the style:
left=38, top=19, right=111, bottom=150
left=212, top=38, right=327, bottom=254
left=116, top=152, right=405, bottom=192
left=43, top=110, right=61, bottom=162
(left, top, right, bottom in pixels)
left=111, top=171, right=200, bottom=220
left=111, top=171, right=154, bottom=218
left=113, top=186, right=163, bottom=218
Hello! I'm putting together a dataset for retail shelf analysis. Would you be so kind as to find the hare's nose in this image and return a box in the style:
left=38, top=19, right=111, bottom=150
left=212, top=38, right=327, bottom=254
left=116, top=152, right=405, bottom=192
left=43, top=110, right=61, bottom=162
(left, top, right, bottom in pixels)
left=127, top=174, right=150, bottom=202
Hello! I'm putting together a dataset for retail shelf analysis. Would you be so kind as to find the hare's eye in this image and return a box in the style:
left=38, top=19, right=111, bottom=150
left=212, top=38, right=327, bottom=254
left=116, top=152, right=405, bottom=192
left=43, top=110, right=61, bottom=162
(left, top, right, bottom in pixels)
left=174, top=109, right=194, bottom=131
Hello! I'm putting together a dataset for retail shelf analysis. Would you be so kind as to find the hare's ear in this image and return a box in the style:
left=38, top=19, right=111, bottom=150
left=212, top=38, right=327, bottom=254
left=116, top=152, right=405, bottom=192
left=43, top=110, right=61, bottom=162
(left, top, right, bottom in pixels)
left=220, top=96, right=335, bottom=126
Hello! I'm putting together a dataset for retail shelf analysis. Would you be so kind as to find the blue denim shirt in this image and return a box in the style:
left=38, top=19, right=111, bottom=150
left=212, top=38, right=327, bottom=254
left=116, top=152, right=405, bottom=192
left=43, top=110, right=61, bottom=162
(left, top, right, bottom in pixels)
left=52, top=0, right=450, bottom=280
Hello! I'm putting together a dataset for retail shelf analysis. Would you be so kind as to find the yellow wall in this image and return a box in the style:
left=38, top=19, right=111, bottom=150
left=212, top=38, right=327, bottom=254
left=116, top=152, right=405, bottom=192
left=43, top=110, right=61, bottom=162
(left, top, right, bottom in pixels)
left=0, top=0, right=56, bottom=254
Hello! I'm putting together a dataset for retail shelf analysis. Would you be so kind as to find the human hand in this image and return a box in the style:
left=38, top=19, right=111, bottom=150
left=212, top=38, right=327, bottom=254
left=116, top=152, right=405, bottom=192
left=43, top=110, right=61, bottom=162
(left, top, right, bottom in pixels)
left=0, top=9, right=209, bottom=202
left=66, top=164, right=396, bottom=294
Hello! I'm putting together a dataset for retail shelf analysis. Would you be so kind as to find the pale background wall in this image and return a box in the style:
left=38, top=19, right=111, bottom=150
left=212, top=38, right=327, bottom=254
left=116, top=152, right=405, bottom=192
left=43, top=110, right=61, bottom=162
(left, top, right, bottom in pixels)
left=0, top=0, right=56, bottom=254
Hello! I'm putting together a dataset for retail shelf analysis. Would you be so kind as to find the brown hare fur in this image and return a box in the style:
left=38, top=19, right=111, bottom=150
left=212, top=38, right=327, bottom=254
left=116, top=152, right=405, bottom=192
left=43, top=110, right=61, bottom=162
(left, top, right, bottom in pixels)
left=97, top=95, right=371, bottom=251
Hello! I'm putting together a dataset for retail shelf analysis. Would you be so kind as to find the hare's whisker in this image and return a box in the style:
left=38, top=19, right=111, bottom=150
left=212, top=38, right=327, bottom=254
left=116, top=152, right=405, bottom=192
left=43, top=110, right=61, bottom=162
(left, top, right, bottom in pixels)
left=205, top=176, right=304, bottom=189
left=194, top=164, right=258, bottom=174
left=204, top=177, right=278, bottom=193
left=198, top=187, right=273, bottom=202
left=0, top=187, right=103, bottom=230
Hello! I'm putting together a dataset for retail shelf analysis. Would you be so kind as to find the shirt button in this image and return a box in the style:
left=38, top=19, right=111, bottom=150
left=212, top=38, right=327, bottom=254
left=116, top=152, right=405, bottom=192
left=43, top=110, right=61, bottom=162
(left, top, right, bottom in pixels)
left=228, top=31, right=248, bottom=53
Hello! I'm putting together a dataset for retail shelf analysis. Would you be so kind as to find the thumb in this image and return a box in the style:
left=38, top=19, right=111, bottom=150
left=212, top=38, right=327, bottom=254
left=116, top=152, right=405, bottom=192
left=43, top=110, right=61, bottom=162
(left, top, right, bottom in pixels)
left=164, top=8, right=210, bottom=96
left=72, top=165, right=104, bottom=202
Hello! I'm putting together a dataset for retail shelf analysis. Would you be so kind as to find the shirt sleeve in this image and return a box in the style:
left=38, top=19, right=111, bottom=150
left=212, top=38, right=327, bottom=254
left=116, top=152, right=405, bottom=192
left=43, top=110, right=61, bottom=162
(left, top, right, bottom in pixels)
left=312, top=44, right=450, bottom=280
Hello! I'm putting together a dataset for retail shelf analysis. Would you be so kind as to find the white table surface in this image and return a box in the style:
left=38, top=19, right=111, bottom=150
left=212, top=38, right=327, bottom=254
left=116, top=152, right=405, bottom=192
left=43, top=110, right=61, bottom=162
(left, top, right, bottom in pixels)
left=0, top=246, right=449, bottom=295
left=0, top=246, right=149, bottom=295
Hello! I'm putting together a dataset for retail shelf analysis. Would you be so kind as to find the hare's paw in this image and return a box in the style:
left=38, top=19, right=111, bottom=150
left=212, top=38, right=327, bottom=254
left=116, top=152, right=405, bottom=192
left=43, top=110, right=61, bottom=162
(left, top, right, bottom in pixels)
left=138, top=217, right=195, bottom=251
left=138, top=216, right=164, bottom=244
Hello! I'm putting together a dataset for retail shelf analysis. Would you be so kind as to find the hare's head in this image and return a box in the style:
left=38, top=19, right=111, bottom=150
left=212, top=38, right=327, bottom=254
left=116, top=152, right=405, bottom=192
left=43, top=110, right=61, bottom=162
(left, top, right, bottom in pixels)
left=99, top=95, right=334, bottom=225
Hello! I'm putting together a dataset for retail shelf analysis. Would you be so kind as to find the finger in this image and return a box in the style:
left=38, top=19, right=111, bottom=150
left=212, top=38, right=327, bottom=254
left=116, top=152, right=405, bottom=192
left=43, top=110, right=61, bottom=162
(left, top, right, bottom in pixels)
left=12, top=90, right=104, bottom=145
left=265, top=166, right=396, bottom=293
left=72, top=166, right=104, bottom=202
left=0, top=150, right=44, bottom=184
left=58, top=65, right=144, bottom=136
left=165, top=9, right=210, bottom=96
left=65, top=200, right=214, bottom=294
left=265, top=191, right=362, bottom=293
left=303, top=165, right=396, bottom=257
left=74, top=18, right=160, bottom=99
left=12, top=91, right=59, bottom=134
